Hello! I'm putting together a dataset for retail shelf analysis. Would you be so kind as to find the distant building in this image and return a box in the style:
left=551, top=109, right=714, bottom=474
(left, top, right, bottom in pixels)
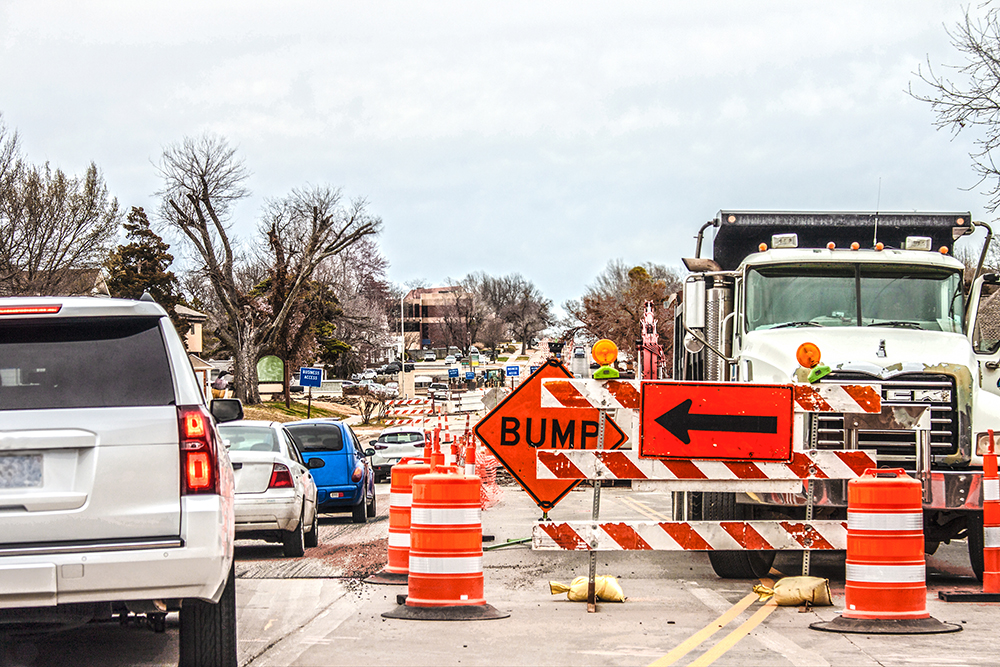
left=402, top=286, right=469, bottom=353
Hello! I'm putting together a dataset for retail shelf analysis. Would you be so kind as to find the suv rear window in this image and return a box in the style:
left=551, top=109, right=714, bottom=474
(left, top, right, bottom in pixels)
left=0, top=317, right=173, bottom=410
left=285, top=424, right=344, bottom=452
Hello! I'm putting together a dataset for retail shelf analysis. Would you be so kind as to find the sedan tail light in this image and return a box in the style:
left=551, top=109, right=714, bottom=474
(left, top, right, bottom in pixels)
left=268, top=463, right=294, bottom=489
left=351, top=463, right=365, bottom=483
left=373, top=443, right=388, bottom=450
left=178, top=405, right=219, bottom=495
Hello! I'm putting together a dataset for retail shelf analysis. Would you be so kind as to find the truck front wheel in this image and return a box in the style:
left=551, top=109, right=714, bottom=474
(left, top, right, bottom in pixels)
left=702, top=492, right=776, bottom=579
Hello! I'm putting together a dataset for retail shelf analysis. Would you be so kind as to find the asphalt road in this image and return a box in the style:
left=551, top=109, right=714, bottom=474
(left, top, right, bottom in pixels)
left=3, top=479, right=995, bottom=667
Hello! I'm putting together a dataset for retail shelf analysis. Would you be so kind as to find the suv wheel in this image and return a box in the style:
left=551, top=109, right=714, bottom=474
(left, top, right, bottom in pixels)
left=282, top=513, right=306, bottom=557
left=367, top=488, right=377, bottom=518
left=304, top=510, right=319, bottom=549
left=179, top=563, right=237, bottom=667
left=352, top=491, right=368, bottom=524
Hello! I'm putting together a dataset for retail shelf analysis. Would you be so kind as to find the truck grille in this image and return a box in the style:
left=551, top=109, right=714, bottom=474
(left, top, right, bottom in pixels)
left=814, top=373, right=958, bottom=464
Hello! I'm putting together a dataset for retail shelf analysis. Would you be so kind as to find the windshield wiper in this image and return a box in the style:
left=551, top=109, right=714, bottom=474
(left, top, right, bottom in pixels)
left=867, top=321, right=921, bottom=329
left=767, top=321, right=822, bottom=330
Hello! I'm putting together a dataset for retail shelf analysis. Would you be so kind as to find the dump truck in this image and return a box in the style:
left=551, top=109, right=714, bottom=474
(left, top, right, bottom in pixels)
left=673, top=210, right=1000, bottom=579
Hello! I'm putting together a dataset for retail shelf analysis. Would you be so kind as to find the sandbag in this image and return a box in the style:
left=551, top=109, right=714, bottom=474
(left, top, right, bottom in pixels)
left=753, top=576, right=832, bottom=606
left=549, top=575, right=625, bottom=602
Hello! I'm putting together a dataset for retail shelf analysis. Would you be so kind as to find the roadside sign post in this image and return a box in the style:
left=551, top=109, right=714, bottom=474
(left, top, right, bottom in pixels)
left=299, top=367, right=323, bottom=419
left=506, top=365, right=519, bottom=391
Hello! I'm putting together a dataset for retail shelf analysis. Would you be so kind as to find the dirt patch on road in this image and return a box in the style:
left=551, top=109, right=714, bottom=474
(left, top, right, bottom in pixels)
left=310, top=538, right=389, bottom=579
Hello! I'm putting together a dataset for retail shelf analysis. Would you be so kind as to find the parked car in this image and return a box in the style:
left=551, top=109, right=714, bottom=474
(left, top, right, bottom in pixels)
left=384, top=361, right=402, bottom=374
left=403, top=362, right=415, bottom=372
left=361, top=369, right=377, bottom=380
left=369, top=426, right=427, bottom=482
left=428, top=382, right=450, bottom=399
left=218, top=420, right=319, bottom=556
left=574, top=346, right=586, bottom=358
left=444, top=354, right=457, bottom=364
left=0, top=296, right=239, bottom=658
left=284, top=419, right=376, bottom=523
left=423, top=351, right=437, bottom=362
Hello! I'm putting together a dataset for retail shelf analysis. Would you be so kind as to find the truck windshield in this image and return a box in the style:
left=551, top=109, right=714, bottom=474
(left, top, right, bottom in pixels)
left=745, top=264, right=964, bottom=333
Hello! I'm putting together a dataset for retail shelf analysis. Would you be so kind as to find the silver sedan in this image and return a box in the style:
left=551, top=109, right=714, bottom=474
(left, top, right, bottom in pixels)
left=218, top=420, right=319, bottom=557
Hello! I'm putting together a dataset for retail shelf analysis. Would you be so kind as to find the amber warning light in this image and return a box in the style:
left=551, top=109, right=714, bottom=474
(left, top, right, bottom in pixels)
left=796, top=342, right=831, bottom=383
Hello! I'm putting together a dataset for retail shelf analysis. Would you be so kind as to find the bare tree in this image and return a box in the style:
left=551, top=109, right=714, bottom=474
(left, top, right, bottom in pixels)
left=911, top=5, right=1000, bottom=211
left=0, top=157, right=120, bottom=296
left=157, top=135, right=381, bottom=403
left=564, top=259, right=682, bottom=367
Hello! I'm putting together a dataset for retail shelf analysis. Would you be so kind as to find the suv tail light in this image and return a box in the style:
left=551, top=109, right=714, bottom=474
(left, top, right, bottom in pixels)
left=351, top=463, right=365, bottom=483
left=269, top=463, right=294, bottom=489
left=178, top=405, right=219, bottom=495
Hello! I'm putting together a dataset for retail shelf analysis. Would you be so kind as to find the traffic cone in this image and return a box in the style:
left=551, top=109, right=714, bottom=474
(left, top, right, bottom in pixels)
left=812, top=469, right=960, bottom=634
left=939, top=429, right=1000, bottom=602
left=382, top=463, right=508, bottom=621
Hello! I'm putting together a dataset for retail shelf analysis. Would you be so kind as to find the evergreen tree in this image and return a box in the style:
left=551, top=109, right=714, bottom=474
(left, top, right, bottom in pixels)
left=106, top=206, right=184, bottom=327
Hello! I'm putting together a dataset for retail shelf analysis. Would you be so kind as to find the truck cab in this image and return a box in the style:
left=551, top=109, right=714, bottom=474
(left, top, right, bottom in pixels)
left=674, top=211, right=1000, bottom=578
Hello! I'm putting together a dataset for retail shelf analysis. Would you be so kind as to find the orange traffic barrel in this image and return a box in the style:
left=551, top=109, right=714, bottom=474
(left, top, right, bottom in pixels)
left=812, top=469, right=959, bottom=634
left=983, top=437, right=1000, bottom=593
left=382, top=468, right=507, bottom=621
left=364, top=459, right=430, bottom=585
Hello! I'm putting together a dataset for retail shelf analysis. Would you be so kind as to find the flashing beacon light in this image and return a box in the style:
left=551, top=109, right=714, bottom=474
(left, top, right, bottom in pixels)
left=796, top=341, right=831, bottom=383
left=850, top=242, right=860, bottom=250
left=939, top=246, right=949, bottom=254
left=875, top=242, right=884, bottom=251
left=827, top=242, right=836, bottom=250
left=591, top=339, right=620, bottom=380
left=758, top=243, right=768, bottom=252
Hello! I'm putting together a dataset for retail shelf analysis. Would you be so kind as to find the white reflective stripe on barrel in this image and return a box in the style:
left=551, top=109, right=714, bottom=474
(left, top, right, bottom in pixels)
left=390, top=492, right=412, bottom=508
left=411, top=507, right=481, bottom=525
left=845, top=563, right=925, bottom=583
left=984, top=526, right=1000, bottom=549
left=388, top=532, right=410, bottom=548
left=984, top=479, right=1000, bottom=503
left=847, top=511, right=922, bottom=531
left=409, top=555, right=483, bottom=575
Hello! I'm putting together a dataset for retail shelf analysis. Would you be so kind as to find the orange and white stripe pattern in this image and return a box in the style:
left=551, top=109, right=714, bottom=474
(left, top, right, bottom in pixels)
left=532, top=520, right=847, bottom=551
left=539, top=378, right=881, bottom=413
left=536, top=449, right=876, bottom=481
left=984, top=430, right=1000, bottom=593
left=790, top=384, right=881, bottom=413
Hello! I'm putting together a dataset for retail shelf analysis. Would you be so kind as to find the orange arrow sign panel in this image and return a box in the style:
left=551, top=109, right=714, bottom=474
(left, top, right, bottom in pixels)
left=640, top=382, right=793, bottom=461
left=475, top=359, right=628, bottom=511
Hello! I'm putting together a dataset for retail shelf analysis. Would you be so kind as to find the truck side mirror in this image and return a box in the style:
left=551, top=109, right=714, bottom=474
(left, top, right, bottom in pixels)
left=683, top=278, right=707, bottom=329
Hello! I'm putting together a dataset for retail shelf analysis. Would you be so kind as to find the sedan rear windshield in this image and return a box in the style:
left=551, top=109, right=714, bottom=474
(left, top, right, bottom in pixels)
left=218, top=425, right=278, bottom=452
left=0, top=317, right=173, bottom=410
left=284, top=424, right=344, bottom=451
left=378, top=432, right=424, bottom=444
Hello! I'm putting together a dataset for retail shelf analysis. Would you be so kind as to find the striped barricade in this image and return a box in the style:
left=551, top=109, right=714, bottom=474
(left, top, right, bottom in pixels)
left=536, top=449, right=877, bottom=492
left=532, top=519, right=847, bottom=551
left=538, top=378, right=881, bottom=413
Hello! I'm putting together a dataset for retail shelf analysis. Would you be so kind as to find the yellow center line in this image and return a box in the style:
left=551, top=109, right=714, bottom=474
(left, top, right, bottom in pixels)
left=687, top=599, right=779, bottom=667
left=646, top=593, right=758, bottom=667
left=616, top=495, right=671, bottom=521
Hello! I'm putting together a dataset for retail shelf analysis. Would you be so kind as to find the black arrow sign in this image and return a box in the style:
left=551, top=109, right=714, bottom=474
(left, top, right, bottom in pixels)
left=654, top=399, right=778, bottom=445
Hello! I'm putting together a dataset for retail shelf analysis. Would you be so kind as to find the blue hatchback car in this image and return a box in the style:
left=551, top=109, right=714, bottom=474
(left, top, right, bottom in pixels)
left=284, top=419, right=376, bottom=523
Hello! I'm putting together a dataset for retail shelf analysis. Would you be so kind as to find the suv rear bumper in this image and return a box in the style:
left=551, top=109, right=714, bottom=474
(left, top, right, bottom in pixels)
left=0, top=495, right=232, bottom=610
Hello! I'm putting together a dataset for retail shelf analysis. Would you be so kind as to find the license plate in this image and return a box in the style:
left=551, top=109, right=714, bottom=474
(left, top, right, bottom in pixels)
left=0, top=455, right=43, bottom=489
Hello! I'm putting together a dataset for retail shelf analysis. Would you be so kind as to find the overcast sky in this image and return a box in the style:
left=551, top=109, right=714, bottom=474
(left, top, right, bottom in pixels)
left=0, top=1, right=988, bottom=309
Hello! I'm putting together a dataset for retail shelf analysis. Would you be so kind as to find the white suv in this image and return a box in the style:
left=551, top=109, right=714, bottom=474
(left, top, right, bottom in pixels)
left=0, top=296, right=238, bottom=665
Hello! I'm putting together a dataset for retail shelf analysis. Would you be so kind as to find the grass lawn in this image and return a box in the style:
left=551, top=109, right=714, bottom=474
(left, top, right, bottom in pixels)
left=242, top=400, right=353, bottom=423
